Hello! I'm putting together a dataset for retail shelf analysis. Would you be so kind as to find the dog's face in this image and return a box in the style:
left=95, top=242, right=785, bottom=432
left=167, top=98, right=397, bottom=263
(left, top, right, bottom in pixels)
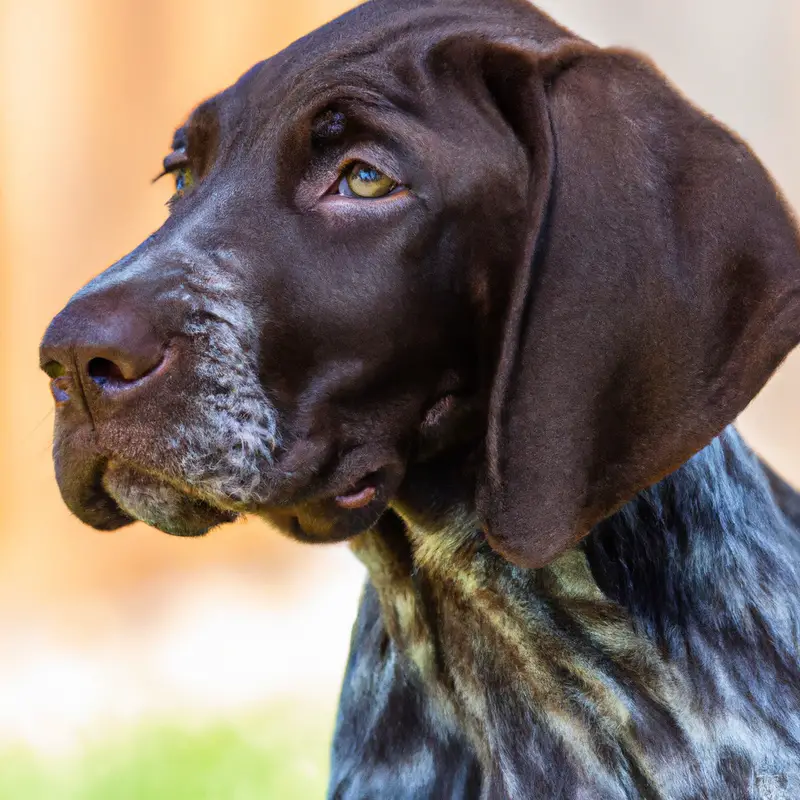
left=39, top=2, right=533, bottom=543
left=40, top=0, right=800, bottom=566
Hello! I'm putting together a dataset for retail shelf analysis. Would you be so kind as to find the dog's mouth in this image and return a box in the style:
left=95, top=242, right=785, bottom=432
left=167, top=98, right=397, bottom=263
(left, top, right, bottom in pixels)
left=99, top=463, right=396, bottom=542
left=54, top=429, right=404, bottom=543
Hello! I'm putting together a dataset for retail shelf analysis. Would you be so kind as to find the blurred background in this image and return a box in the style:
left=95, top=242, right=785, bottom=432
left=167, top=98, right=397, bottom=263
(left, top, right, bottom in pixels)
left=0, top=0, right=798, bottom=797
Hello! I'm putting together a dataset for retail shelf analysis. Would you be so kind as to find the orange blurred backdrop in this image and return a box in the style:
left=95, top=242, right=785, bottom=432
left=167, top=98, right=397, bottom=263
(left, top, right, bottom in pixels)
left=0, top=0, right=798, bottom=773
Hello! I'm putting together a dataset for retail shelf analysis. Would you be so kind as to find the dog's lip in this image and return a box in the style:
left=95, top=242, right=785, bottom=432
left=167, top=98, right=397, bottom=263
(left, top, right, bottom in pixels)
left=52, top=430, right=135, bottom=531
left=261, top=460, right=406, bottom=542
left=335, top=484, right=377, bottom=509
left=323, top=461, right=404, bottom=513
left=333, top=471, right=382, bottom=510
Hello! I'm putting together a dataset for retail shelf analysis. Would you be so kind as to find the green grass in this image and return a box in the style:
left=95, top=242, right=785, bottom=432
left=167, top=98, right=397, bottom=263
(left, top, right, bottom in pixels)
left=0, top=706, right=331, bottom=800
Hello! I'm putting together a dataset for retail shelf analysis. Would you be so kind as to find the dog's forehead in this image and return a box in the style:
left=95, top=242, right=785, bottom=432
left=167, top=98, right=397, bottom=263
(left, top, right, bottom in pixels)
left=208, top=0, right=571, bottom=116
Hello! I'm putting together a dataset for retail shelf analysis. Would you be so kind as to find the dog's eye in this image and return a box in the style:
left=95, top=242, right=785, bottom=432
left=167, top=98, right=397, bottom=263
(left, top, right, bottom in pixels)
left=338, top=162, right=397, bottom=198
left=159, top=147, right=195, bottom=204
left=172, top=165, right=195, bottom=198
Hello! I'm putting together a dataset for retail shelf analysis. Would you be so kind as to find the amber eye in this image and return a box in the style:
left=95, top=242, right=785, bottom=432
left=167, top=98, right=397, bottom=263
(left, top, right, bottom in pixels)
left=173, top=165, right=194, bottom=198
left=339, top=162, right=398, bottom=199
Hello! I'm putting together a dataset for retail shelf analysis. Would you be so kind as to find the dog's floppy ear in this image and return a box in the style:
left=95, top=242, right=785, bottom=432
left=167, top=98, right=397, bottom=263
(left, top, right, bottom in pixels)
left=476, top=45, right=800, bottom=568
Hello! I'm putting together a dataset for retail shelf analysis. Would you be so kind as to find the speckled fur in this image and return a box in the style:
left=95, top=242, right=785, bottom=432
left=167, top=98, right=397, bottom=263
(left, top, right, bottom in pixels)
left=330, top=429, right=800, bottom=798
left=162, top=251, right=280, bottom=506
left=82, top=243, right=281, bottom=523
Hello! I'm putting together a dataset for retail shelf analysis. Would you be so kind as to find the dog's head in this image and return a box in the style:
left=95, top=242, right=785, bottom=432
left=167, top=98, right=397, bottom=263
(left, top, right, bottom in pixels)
left=40, top=0, right=800, bottom=566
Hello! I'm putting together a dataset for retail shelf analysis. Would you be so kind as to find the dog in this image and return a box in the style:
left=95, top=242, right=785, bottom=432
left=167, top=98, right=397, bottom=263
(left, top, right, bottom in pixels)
left=39, top=0, right=800, bottom=796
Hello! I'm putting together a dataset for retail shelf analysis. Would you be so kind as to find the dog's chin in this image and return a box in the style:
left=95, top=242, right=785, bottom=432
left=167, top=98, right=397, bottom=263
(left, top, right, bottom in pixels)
left=102, top=462, right=238, bottom=536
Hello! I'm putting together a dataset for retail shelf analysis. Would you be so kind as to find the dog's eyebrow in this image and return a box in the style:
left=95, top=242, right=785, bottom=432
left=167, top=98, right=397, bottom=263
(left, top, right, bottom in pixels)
left=312, top=109, right=347, bottom=141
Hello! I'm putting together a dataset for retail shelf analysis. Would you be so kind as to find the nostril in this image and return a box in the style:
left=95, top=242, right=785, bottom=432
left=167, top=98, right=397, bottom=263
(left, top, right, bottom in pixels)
left=42, top=360, right=67, bottom=379
left=50, top=376, right=72, bottom=404
left=87, top=357, right=128, bottom=387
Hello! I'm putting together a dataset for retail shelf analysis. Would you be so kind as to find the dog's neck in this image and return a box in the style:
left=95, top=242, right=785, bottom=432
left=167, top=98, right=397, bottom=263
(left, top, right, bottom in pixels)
left=350, top=426, right=800, bottom=790
left=582, top=428, right=800, bottom=658
left=379, top=425, right=800, bottom=654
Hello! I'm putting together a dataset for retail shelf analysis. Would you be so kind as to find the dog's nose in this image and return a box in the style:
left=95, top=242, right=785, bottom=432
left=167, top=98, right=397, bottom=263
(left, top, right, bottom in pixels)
left=40, top=295, right=167, bottom=403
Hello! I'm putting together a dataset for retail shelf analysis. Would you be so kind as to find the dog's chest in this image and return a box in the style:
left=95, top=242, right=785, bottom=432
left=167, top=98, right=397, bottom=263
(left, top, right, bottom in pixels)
left=349, top=513, right=800, bottom=799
